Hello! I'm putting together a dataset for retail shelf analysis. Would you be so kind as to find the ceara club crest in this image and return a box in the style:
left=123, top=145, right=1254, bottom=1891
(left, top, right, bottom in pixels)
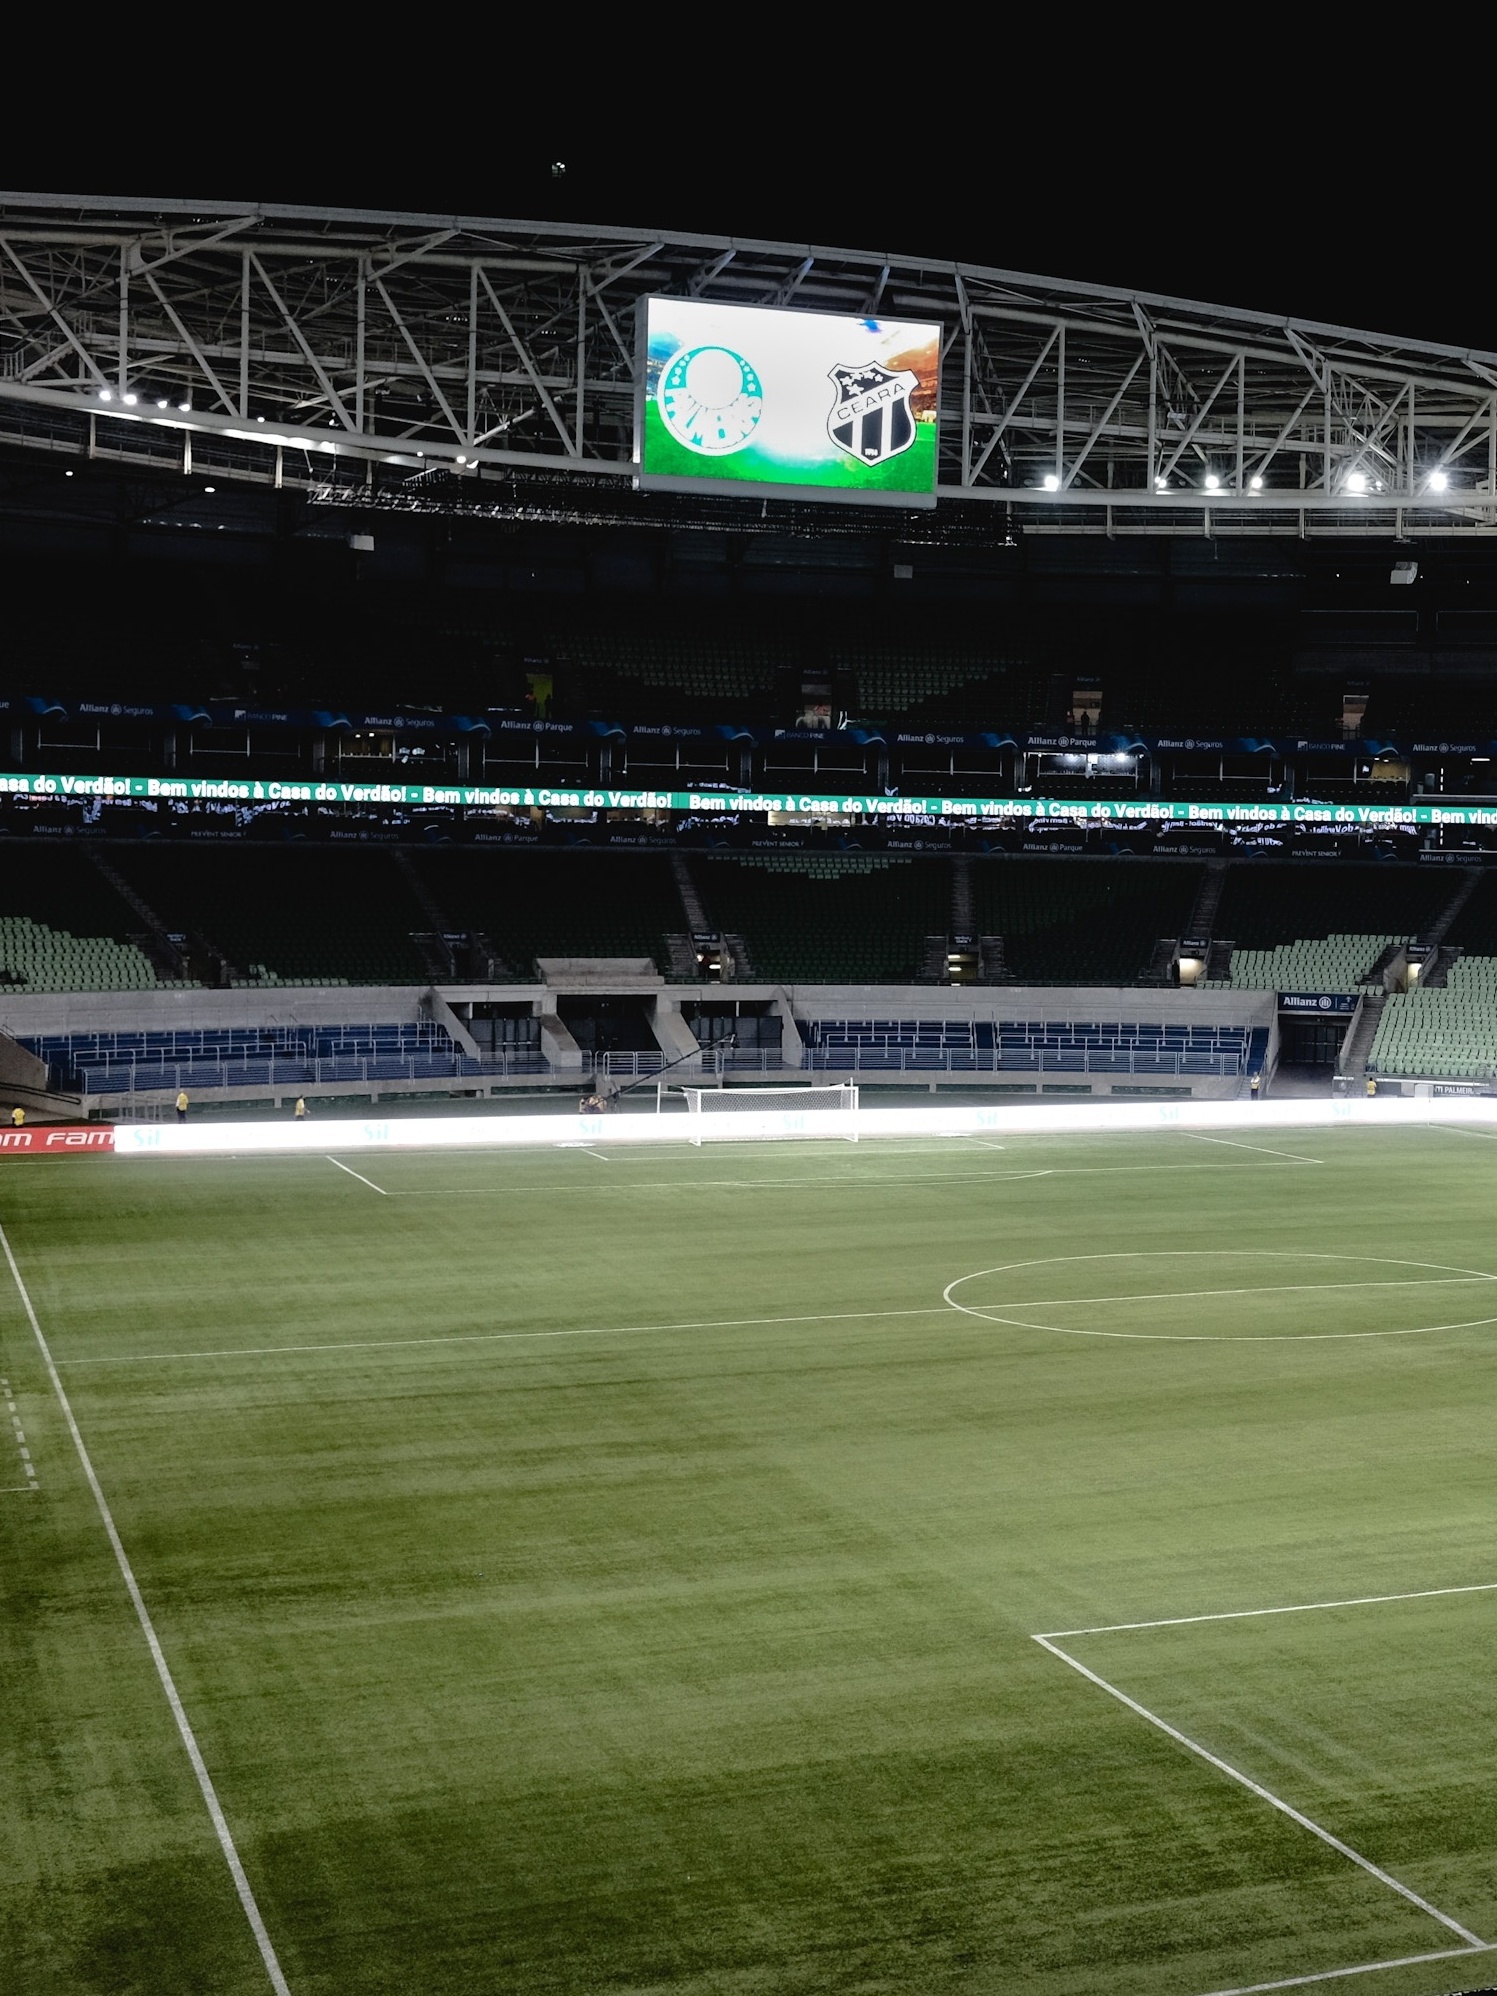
left=827, top=360, right=919, bottom=466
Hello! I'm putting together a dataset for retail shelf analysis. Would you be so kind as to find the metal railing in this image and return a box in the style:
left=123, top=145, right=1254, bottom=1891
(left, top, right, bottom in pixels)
left=803, top=1045, right=1244, bottom=1078
left=77, top=1049, right=549, bottom=1095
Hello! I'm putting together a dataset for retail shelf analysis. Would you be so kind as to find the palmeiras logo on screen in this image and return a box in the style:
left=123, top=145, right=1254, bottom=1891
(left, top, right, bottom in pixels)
left=827, top=360, right=920, bottom=466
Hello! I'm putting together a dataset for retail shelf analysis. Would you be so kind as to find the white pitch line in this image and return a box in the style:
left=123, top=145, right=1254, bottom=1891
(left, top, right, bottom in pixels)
left=379, top=1159, right=1299, bottom=1198
left=970, top=1275, right=1496, bottom=1314
left=1425, top=1123, right=1497, bottom=1143
left=0, top=1220, right=292, bottom=1996
left=1041, top=1577, right=1497, bottom=1640
left=326, top=1155, right=387, bottom=1195
left=1190, top=1939, right=1496, bottom=1996
left=0, top=1483, right=39, bottom=1494
left=1183, top=1133, right=1324, bottom=1163
left=57, top=1302, right=953, bottom=1367
left=1032, top=1633, right=1486, bottom=1948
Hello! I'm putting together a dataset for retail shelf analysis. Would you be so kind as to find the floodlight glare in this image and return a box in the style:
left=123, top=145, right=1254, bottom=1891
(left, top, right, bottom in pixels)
left=155, top=397, right=168, bottom=409
left=121, top=392, right=137, bottom=406
left=1204, top=473, right=1220, bottom=491
left=1249, top=474, right=1264, bottom=490
left=1428, top=468, right=1450, bottom=492
left=178, top=401, right=191, bottom=413
left=1042, top=473, right=1060, bottom=491
left=1154, top=475, right=1169, bottom=491
left=98, top=388, right=112, bottom=401
left=1346, top=470, right=1367, bottom=493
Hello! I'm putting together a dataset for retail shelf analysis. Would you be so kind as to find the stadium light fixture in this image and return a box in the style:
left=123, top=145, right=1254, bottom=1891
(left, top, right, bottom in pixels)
left=1249, top=474, right=1264, bottom=490
left=155, top=397, right=168, bottom=409
left=1345, top=470, right=1368, bottom=494
left=1428, top=468, right=1450, bottom=492
left=1042, top=473, right=1060, bottom=491
left=178, top=400, right=191, bottom=413
left=1154, top=475, right=1168, bottom=491
left=98, top=388, right=112, bottom=401
left=1204, top=473, right=1220, bottom=491
left=203, top=485, right=215, bottom=494
left=121, top=391, right=137, bottom=406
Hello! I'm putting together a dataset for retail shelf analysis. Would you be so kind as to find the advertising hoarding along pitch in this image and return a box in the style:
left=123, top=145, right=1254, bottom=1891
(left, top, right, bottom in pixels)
left=636, top=297, right=941, bottom=506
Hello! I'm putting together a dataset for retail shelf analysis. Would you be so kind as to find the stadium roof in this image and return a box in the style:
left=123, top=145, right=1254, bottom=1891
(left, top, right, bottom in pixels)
left=3, top=190, right=1496, bottom=538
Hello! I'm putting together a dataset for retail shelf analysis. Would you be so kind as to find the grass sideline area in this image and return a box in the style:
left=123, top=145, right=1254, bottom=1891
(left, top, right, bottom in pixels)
left=4, top=1126, right=1497, bottom=1994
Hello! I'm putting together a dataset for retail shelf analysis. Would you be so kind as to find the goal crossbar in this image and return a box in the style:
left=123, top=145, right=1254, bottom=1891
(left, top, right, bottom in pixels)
left=679, top=1082, right=858, bottom=1143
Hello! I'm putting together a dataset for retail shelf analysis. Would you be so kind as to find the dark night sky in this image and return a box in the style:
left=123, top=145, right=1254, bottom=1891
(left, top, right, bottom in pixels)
left=25, top=69, right=1491, bottom=356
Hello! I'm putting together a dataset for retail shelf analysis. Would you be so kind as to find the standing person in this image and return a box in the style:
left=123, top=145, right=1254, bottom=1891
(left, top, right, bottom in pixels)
left=176, top=1090, right=189, bottom=1123
left=1366, top=1076, right=1377, bottom=1099
left=294, top=1096, right=308, bottom=1121
left=1249, top=1073, right=1260, bottom=1102
left=10, top=1105, right=23, bottom=1128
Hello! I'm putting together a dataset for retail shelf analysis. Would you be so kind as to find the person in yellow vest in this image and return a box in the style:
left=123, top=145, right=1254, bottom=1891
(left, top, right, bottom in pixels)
left=10, top=1106, right=23, bottom=1128
left=175, top=1090, right=189, bottom=1123
left=1367, top=1076, right=1377, bottom=1099
left=294, top=1097, right=308, bottom=1121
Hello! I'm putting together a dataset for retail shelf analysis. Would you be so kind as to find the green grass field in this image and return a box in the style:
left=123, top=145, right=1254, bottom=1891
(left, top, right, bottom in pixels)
left=4, top=1124, right=1497, bottom=1996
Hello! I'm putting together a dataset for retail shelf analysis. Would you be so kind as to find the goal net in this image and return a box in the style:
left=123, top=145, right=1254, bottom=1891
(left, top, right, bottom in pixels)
left=679, top=1082, right=859, bottom=1144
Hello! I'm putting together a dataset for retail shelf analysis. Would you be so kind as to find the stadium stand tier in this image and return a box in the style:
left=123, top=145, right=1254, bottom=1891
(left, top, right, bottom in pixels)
left=969, top=859, right=1203, bottom=985
left=690, top=854, right=951, bottom=983
left=416, top=850, right=684, bottom=980
left=1369, top=956, right=1497, bottom=1082
left=24, top=1021, right=495, bottom=1095
left=0, top=845, right=184, bottom=991
left=105, top=846, right=432, bottom=987
left=804, top=1016, right=1255, bottom=1078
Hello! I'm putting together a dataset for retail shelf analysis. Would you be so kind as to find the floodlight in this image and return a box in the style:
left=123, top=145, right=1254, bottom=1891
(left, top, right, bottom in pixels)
left=98, top=388, right=112, bottom=401
left=1154, top=475, right=1169, bottom=491
left=121, top=391, right=137, bottom=406
left=1204, top=473, right=1220, bottom=491
left=456, top=454, right=467, bottom=464
left=178, top=400, right=191, bottom=413
left=1428, top=468, right=1449, bottom=492
left=1345, top=470, right=1367, bottom=493
left=155, top=397, right=168, bottom=409
left=203, top=485, right=215, bottom=494
left=1042, top=473, right=1060, bottom=491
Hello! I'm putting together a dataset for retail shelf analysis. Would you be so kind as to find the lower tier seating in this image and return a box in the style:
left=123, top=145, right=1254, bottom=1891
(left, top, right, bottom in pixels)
left=1369, top=958, right=1497, bottom=1081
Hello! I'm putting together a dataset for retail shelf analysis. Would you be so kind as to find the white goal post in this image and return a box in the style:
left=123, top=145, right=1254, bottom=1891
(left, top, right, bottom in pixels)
left=679, top=1082, right=859, bottom=1144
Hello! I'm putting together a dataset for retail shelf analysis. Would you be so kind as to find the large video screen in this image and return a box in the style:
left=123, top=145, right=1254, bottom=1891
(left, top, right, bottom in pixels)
left=637, top=296, right=941, bottom=506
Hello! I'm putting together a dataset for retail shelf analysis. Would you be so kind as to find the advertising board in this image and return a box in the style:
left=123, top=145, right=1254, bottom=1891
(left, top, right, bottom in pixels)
left=0, top=1125, right=114, bottom=1156
left=636, top=296, right=940, bottom=506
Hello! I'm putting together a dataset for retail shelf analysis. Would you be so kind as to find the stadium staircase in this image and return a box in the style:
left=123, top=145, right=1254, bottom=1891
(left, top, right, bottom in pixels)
left=951, top=856, right=974, bottom=936
left=1185, top=859, right=1229, bottom=945
left=664, top=853, right=712, bottom=980
left=1422, top=866, right=1484, bottom=947
left=87, top=851, right=189, bottom=983
left=1336, top=992, right=1385, bottom=1088
left=391, top=851, right=459, bottom=981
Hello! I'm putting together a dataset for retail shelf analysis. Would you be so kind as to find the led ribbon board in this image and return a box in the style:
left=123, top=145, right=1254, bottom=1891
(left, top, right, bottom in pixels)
left=0, top=769, right=1486, bottom=827
left=636, top=297, right=941, bottom=506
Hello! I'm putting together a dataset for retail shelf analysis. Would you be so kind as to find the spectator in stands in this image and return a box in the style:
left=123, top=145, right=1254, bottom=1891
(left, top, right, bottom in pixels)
left=176, top=1090, right=189, bottom=1124
left=9, top=1106, right=23, bottom=1128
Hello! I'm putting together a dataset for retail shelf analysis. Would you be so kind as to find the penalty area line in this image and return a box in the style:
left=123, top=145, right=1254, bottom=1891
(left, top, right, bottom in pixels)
left=1189, top=1938, right=1497, bottom=1996
left=1041, top=1575, right=1497, bottom=1639
left=1182, top=1133, right=1324, bottom=1164
left=0, top=1221, right=293, bottom=1996
left=326, top=1156, right=386, bottom=1194
left=1032, top=1632, right=1485, bottom=1949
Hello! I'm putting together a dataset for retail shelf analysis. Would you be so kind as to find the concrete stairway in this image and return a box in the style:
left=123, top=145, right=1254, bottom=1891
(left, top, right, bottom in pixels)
left=1337, top=992, right=1385, bottom=1086
left=1421, top=867, right=1483, bottom=947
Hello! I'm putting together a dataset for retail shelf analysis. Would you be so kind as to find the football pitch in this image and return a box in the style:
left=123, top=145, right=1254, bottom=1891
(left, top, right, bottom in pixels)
left=4, top=1124, right=1497, bottom=1996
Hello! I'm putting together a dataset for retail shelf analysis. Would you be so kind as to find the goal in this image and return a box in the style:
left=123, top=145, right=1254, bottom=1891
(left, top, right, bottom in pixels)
left=679, top=1082, right=859, bottom=1144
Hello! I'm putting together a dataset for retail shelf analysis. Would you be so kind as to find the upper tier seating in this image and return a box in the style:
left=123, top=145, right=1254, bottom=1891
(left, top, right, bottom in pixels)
left=0, top=914, right=161, bottom=992
left=1369, top=957, right=1497, bottom=1081
left=969, top=860, right=1203, bottom=985
left=0, top=845, right=181, bottom=991
left=693, top=854, right=951, bottom=983
left=1206, top=934, right=1395, bottom=992
left=1442, top=872, right=1497, bottom=956
left=416, top=850, right=684, bottom=979
left=1210, top=865, right=1448, bottom=949
left=108, top=847, right=432, bottom=986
